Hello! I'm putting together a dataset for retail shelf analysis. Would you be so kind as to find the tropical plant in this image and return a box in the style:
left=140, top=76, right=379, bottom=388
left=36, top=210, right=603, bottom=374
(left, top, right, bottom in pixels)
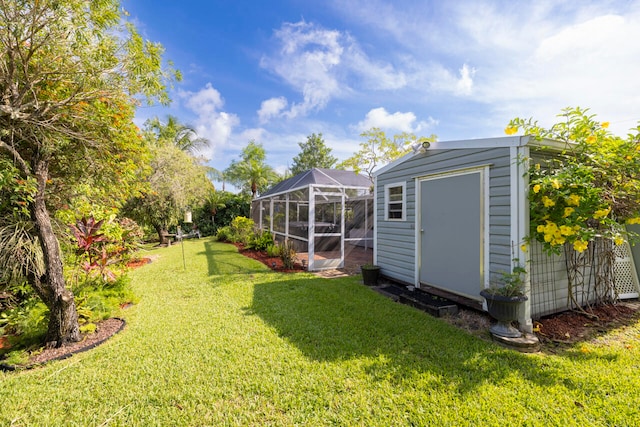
left=278, top=240, right=297, bottom=269
left=0, top=0, right=177, bottom=347
left=144, top=115, right=209, bottom=154
left=229, top=216, right=255, bottom=245
left=246, top=231, right=274, bottom=252
left=224, top=141, right=280, bottom=198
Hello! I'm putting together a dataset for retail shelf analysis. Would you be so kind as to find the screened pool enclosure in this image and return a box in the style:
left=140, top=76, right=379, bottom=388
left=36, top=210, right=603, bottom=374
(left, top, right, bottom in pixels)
left=251, top=168, right=373, bottom=271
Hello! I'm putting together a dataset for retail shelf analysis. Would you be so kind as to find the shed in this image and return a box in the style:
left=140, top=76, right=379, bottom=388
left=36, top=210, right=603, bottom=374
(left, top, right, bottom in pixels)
left=252, top=168, right=373, bottom=271
left=373, top=136, right=640, bottom=332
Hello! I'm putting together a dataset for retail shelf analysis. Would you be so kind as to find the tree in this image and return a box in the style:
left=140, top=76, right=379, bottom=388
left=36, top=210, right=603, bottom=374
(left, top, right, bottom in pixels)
left=339, top=128, right=437, bottom=182
left=0, top=1, right=177, bottom=347
left=225, top=141, right=280, bottom=198
left=289, top=133, right=338, bottom=176
left=123, top=119, right=213, bottom=245
left=144, top=115, right=208, bottom=154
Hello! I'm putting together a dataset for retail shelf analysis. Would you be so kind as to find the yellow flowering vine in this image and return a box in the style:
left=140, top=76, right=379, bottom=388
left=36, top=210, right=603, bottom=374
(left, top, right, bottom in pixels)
left=506, top=107, right=640, bottom=255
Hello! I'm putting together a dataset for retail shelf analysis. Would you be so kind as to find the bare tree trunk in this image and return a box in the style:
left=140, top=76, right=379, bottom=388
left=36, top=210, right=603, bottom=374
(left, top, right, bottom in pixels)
left=32, top=159, right=80, bottom=348
left=155, top=223, right=169, bottom=245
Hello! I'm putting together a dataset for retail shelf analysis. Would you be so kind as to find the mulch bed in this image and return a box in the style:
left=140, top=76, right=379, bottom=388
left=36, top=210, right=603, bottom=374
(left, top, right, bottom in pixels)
left=1, top=317, right=125, bottom=371
left=126, top=257, right=152, bottom=268
left=234, top=243, right=306, bottom=273
left=534, top=303, right=640, bottom=344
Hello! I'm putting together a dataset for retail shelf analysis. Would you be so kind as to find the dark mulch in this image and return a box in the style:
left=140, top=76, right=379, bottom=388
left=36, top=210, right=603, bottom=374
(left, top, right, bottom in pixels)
left=534, top=303, right=640, bottom=344
left=233, top=243, right=306, bottom=273
left=1, top=317, right=125, bottom=371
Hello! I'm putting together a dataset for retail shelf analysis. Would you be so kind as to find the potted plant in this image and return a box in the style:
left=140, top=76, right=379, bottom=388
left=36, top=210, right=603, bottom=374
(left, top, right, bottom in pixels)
left=480, top=260, right=528, bottom=338
left=361, top=264, right=381, bottom=286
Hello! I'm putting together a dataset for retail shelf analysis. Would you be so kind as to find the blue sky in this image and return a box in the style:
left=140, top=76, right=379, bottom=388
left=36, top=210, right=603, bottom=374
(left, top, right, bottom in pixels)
left=126, top=0, right=640, bottom=183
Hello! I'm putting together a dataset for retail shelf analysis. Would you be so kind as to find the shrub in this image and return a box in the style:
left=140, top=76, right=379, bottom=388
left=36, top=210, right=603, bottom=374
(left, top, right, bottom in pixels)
left=279, top=240, right=296, bottom=269
left=266, top=243, right=280, bottom=257
left=216, top=226, right=233, bottom=242
left=230, top=216, right=255, bottom=244
left=247, top=231, right=274, bottom=251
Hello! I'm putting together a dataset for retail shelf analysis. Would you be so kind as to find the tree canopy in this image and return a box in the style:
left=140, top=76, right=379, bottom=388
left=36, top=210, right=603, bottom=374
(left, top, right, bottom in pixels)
left=0, top=0, right=177, bottom=347
left=123, top=117, right=213, bottom=245
left=339, top=128, right=437, bottom=182
left=144, top=115, right=208, bottom=154
left=224, top=141, right=280, bottom=198
left=289, top=133, right=338, bottom=176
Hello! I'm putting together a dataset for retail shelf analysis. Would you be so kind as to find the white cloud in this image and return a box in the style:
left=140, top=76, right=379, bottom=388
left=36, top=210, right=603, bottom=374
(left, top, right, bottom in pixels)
left=462, top=5, right=640, bottom=135
left=180, top=83, right=240, bottom=160
left=355, top=107, right=437, bottom=134
left=455, top=64, right=475, bottom=95
left=260, top=20, right=407, bottom=119
left=257, top=97, right=288, bottom=124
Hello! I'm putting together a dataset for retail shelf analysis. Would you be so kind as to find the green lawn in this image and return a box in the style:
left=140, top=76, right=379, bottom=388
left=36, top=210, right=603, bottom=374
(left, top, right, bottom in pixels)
left=2, top=237, right=640, bottom=426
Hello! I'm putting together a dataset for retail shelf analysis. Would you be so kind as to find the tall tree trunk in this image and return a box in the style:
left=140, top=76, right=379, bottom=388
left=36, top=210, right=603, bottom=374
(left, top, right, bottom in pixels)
left=32, top=159, right=80, bottom=348
left=155, top=223, right=169, bottom=245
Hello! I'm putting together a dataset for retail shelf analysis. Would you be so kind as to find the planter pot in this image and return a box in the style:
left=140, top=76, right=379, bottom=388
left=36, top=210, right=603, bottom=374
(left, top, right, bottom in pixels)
left=480, top=290, right=528, bottom=338
left=361, top=265, right=381, bottom=286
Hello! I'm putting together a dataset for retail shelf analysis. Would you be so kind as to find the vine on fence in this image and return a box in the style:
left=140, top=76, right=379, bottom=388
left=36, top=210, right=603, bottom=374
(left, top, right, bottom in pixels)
left=507, top=107, right=640, bottom=311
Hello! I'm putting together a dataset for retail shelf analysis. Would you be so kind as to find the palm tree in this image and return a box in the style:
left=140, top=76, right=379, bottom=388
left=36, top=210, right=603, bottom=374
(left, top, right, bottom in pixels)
left=145, top=115, right=209, bottom=153
left=225, top=141, right=279, bottom=198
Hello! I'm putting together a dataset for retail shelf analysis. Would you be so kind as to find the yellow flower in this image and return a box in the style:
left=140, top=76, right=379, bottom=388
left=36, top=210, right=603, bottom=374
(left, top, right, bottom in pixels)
left=533, top=184, right=541, bottom=193
left=551, top=179, right=561, bottom=189
left=567, top=194, right=581, bottom=206
left=553, top=237, right=566, bottom=246
left=627, top=217, right=640, bottom=225
left=593, top=207, right=611, bottom=219
left=559, top=225, right=575, bottom=236
left=563, top=207, right=574, bottom=217
left=574, top=240, right=589, bottom=252
left=601, top=121, right=610, bottom=129
left=535, top=163, right=541, bottom=170
left=614, top=235, right=625, bottom=245
left=505, top=126, right=518, bottom=135
left=542, top=196, right=555, bottom=207
left=537, top=224, right=545, bottom=232
left=520, top=244, right=528, bottom=253
left=586, top=135, right=596, bottom=144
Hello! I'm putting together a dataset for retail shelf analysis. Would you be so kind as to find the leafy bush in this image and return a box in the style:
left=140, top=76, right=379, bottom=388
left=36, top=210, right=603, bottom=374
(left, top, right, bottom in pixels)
left=247, top=231, right=274, bottom=251
left=216, top=226, right=233, bottom=242
left=266, top=243, right=280, bottom=257
left=0, top=298, right=48, bottom=348
left=230, top=216, right=255, bottom=244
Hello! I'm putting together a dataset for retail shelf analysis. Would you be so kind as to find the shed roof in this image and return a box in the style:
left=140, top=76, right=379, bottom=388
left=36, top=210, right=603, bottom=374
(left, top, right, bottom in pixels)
left=257, top=168, right=371, bottom=199
left=373, top=135, right=568, bottom=177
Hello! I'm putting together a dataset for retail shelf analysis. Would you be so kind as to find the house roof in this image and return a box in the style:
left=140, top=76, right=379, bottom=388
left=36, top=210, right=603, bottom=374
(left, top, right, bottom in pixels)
left=257, top=168, right=372, bottom=199
left=373, top=135, right=569, bottom=177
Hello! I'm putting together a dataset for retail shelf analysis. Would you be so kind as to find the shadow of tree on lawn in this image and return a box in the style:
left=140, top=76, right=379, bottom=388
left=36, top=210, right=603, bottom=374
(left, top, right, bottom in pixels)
left=249, top=275, right=617, bottom=397
left=200, top=239, right=270, bottom=276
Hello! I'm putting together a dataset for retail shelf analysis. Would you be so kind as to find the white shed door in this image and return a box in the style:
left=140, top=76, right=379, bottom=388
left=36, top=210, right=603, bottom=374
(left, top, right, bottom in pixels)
left=419, top=171, right=484, bottom=300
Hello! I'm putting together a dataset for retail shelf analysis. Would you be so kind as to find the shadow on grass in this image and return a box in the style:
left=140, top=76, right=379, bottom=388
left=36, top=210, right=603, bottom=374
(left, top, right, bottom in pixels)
left=249, top=276, right=616, bottom=396
left=201, top=239, right=269, bottom=276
